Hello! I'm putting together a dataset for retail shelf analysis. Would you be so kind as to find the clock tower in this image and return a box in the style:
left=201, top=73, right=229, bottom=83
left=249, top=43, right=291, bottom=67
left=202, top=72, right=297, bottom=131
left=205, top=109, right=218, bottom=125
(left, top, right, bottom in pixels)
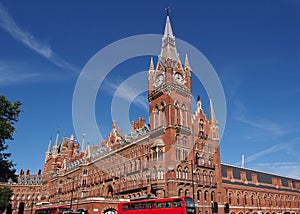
left=148, top=14, right=193, bottom=169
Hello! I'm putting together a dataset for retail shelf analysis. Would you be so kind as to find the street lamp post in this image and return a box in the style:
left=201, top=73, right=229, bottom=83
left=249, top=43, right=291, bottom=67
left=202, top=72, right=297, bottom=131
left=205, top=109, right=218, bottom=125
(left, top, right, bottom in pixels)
left=67, top=177, right=75, bottom=211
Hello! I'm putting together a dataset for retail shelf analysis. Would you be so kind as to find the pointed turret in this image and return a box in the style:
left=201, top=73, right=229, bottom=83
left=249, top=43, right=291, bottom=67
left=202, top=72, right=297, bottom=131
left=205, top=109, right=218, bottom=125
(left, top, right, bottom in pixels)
left=184, top=53, right=192, bottom=91
left=81, top=133, right=86, bottom=153
left=45, top=137, right=52, bottom=162
left=52, top=131, right=59, bottom=156
left=197, top=95, right=202, bottom=110
left=184, top=54, right=191, bottom=70
left=47, top=137, right=52, bottom=153
left=85, top=142, right=91, bottom=160
left=209, top=98, right=217, bottom=122
left=159, top=14, right=180, bottom=64
left=149, top=57, right=154, bottom=71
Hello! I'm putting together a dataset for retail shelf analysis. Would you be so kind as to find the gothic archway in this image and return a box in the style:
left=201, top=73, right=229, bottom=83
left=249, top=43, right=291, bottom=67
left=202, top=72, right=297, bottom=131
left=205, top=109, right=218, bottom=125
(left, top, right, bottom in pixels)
left=106, top=185, right=114, bottom=198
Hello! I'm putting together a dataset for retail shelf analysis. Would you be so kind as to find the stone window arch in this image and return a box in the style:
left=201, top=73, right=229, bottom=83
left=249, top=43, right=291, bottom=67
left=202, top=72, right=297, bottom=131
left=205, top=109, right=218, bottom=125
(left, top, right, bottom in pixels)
left=211, top=191, right=215, bottom=202
left=195, top=152, right=200, bottom=165
left=158, top=167, right=164, bottom=179
left=204, top=190, right=208, bottom=202
left=178, top=188, right=183, bottom=197
left=158, top=149, right=163, bottom=160
left=184, top=167, right=189, bottom=179
left=209, top=171, right=214, bottom=185
left=197, top=190, right=201, bottom=201
left=176, top=167, right=182, bottom=179
left=203, top=171, right=207, bottom=185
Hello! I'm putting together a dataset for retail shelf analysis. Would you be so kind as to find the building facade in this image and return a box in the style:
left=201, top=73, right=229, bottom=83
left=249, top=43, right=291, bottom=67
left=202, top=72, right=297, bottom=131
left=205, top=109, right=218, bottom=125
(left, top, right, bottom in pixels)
left=1, top=14, right=300, bottom=214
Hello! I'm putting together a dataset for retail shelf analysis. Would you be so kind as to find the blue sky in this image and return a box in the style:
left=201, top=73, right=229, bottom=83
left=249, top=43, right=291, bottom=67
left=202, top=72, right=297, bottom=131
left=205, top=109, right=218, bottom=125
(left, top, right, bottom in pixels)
left=1, top=1, right=300, bottom=179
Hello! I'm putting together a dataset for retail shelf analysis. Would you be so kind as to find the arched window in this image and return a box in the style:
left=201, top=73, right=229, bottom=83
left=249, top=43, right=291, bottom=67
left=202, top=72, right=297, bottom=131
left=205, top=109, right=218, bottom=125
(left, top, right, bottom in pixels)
left=211, top=191, right=215, bottom=201
left=158, top=168, right=164, bottom=179
left=195, top=170, right=200, bottom=181
left=203, top=171, right=207, bottom=185
left=251, top=195, right=254, bottom=206
left=176, top=148, right=181, bottom=160
left=208, top=157, right=212, bottom=167
left=176, top=167, right=181, bottom=179
left=183, top=136, right=187, bottom=146
left=201, top=156, right=205, bottom=165
left=195, top=153, right=200, bottom=165
left=181, top=104, right=186, bottom=126
left=178, top=188, right=183, bottom=197
left=209, top=172, right=213, bottom=185
left=204, top=191, right=208, bottom=202
left=183, top=149, right=187, bottom=160
left=158, top=149, right=163, bottom=160
left=184, top=168, right=189, bottom=179
left=197, top=190, right=201, bottom=201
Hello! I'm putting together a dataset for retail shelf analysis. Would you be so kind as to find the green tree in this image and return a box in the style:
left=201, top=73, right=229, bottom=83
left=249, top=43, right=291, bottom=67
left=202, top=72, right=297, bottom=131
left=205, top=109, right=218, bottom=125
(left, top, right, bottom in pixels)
left=0, top=95, right=22, bottom=182
left=0, top=186, right=13, bottom=212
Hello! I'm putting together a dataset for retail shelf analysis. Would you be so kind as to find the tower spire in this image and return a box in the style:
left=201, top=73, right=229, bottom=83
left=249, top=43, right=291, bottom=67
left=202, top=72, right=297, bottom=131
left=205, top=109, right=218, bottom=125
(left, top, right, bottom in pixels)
left=209, top=98, right=217, bottom=122
left=159, top=10, right=179, bottom=64
left=184, top=54, right=191, bottom=70
left=149, top=57, right=154, bottom=71
left=54, top=131, right=59, bottom=147
left=47, top=137, right=52, bottom=153
left=81, top=133, right=86, bottom=152
left=52, top=131, right=60, bottom=157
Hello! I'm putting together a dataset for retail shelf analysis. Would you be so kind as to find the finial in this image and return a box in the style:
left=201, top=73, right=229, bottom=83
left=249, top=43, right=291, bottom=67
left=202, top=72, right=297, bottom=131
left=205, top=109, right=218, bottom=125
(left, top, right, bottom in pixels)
left=209, top=98, right=217, bottom=122
left=184, top=54, right=191, bottom=70
left=197, top=95, right=202, bottom=110
left=47, top=137, right=52, bottom=153
left=81, top=133, right=86, bottom=152
left=149, top=57, right=154, bottom=70
left=54, top=130, right=60, bottom=147
left=165, top=7, right=171, bottom=16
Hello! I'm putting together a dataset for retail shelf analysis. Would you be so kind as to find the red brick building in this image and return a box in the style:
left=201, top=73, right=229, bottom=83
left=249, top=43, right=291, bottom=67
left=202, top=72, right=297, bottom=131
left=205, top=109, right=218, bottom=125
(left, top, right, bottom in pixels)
left=1, top=14, right=300, bottom=214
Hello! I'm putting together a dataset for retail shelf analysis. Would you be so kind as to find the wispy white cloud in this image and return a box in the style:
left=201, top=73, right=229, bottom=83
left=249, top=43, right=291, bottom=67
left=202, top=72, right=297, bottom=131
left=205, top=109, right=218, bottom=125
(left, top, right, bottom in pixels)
left=104, top=79, right=148, bottom=111
left=0, top=62, right=41, bottom=85
left=235, top=143, right=291, bottom=166
left=234, top=137, right=300, bottom=178
left=0, top=2, right=78, bottom=72
left=253, top=162, right=300, bottom=179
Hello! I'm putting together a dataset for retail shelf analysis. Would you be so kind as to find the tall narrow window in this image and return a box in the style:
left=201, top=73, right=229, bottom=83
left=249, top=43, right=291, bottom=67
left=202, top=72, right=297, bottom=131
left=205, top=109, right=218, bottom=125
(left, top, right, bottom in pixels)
left=158, top=149, right=163, bottom=160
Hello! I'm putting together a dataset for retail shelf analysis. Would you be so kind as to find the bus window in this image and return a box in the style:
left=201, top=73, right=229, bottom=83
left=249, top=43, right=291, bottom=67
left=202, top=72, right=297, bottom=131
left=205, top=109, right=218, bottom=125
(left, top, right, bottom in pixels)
left=140, top=202, right=146, bottom=209
left=165, top=201, right=172, bottom=208
left=184, top=197, right=195, bottom=207
left=155, top=202, right=162, bottom=208
left=184, top=197, right=196, bottom=214
left=122, top=204, right=130, bottom=211
left=145, top=202, right=153, bottom=209
left=174, top=199, right=183, bottom=207
left=131, top=203, right=139, bottom=210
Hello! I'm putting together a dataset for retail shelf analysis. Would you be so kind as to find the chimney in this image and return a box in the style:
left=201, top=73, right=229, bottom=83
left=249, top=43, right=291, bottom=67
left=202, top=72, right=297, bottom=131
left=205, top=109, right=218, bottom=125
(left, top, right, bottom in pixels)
left=251, top=173, right=258, bottom=183
left=227, top=168, right=233, bottom=179
left=240, top=171, right=246, bottom=181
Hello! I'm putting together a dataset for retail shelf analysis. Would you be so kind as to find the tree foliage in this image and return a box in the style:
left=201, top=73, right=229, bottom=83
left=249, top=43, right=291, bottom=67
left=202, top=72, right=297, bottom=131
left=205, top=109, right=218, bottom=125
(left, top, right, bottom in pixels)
left=0, top=95, right=22, bottom=182
left=0, top=187, right=13, bottom=212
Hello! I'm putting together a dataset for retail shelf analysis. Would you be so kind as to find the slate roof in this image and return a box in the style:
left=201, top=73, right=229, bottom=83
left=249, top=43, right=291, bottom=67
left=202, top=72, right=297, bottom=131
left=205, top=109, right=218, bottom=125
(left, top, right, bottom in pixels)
left=221, top=163, right=299, bottom=188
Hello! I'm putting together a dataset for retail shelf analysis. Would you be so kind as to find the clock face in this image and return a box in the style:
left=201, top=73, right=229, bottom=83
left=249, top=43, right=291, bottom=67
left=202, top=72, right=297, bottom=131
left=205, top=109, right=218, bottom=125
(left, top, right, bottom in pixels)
left=155, top=74, right=164, bottom=87
left=174, top=73, right=184, bottom=85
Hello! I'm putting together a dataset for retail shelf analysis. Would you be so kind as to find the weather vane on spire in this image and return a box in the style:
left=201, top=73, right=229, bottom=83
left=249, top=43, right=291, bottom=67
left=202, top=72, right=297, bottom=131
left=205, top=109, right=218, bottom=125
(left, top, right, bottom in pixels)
left=165, top=7, right=171, bottom=16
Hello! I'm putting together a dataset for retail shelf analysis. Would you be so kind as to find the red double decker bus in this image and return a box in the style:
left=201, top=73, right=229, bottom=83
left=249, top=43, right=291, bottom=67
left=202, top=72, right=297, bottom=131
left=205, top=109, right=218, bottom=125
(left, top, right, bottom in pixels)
left=118, top=196, right=196, bottom=214
left=34, top=206, right=71, bottom=214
